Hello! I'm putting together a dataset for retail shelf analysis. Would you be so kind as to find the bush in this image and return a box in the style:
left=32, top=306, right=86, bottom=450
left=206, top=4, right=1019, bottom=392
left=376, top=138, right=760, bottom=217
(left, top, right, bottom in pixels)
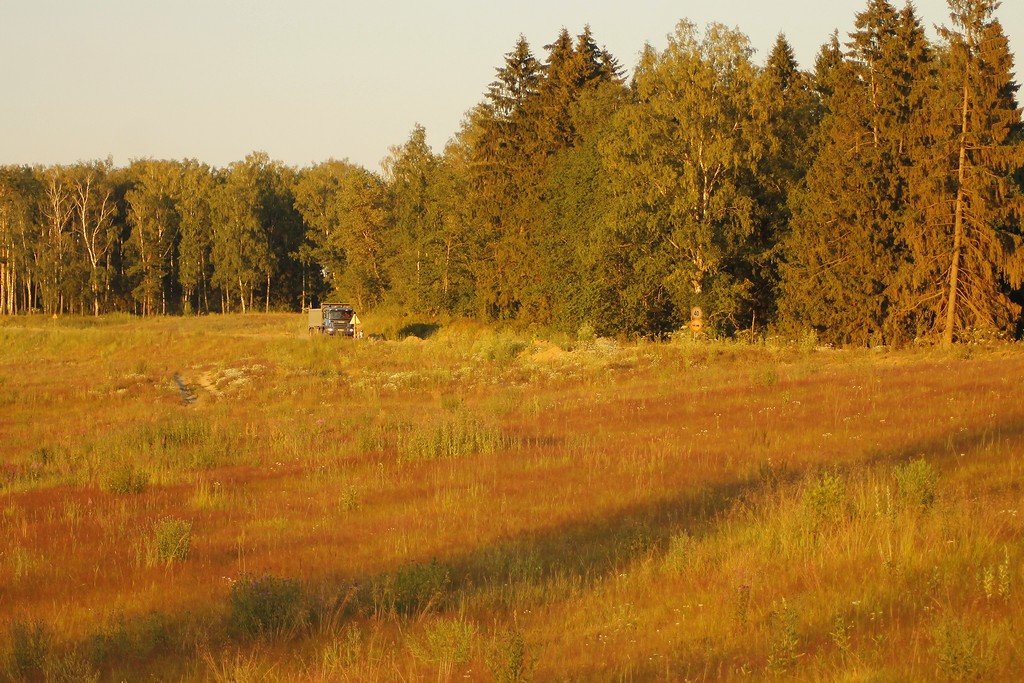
left=933, top=619, right=987, bottom=680
left=486, top=627, right=534, bottom=683
left=7, top=620, right=51, bottom=681
left=801, top=471, right=846, bottom=528
left=229, top=575, right=307, bottom=638
left=473, top=333, right=527, bottom=363
left=894, top=458, right=938, bottom=509
left=766, top=599, right=801, bottom=674
left=398, top=416, right=514, bottom=463
left=408, top=616, right=476, bottom=667
left=103, top=462, right=148, bottom=495
left=371, top=560, right=451, bottom=615
left=144, top=518, right=192, bottom=567
left=576, top=323, right=596, bottom=344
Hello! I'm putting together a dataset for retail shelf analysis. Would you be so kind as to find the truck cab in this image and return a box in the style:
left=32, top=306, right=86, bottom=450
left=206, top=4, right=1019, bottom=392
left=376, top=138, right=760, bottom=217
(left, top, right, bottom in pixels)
left=308, top=303, right=360, bottom=337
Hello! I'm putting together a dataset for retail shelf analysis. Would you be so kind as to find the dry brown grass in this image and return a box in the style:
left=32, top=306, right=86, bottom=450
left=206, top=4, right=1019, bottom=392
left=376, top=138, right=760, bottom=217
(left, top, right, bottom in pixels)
left=1, top=314, right=1023, bottom=680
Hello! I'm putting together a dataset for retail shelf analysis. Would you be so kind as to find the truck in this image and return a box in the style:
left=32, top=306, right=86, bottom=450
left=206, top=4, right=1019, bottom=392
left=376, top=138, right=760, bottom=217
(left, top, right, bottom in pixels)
left=308, top=303, right=361, bottom=337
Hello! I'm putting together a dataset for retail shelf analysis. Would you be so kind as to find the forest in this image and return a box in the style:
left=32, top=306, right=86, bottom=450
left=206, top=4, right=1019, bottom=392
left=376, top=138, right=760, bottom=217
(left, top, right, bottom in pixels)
left=0, top=0, right=1021, bottom=346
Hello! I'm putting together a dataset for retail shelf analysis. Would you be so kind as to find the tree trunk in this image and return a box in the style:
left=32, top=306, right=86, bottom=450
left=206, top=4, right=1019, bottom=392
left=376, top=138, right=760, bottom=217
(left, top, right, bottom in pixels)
left=0, top=247, right=7, bottom=315
left=942, top=82, right=971, bottom=347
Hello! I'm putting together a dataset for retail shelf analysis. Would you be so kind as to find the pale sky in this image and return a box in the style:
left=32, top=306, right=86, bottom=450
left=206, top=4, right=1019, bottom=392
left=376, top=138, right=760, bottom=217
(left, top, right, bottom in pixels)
left=2, top=1, right=1021, bottom=172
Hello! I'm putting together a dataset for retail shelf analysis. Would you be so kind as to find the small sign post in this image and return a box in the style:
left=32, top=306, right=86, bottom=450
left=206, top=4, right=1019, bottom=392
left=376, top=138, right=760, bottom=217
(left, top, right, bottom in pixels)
left=689, top=306, right=704, bottom=338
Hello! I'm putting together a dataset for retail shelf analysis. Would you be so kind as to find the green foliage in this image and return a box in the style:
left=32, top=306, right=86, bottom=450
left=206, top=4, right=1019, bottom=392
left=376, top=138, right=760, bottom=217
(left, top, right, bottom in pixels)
left=125, top=160, right=181, bottom=316
left=145, top=518, right=192, bottom=567
left=486, top=627, right=534, bottom=683
left=371, top=560, right=451, bottom=615
left=408, top=616, right=476, bottom=667
left=893, top=458, right=937, bottom=509
left=229, top=575, right=307, bottom=639
left=398, top=416, right=514, bottom=463
left=472, top=332, right=528, bottom=363
left=293, top=160, right=391, bottom=311
left=801, top=470, right=847, bottom=527
left=103, top=462, right=149, bottom=495
left=932, top=618, right=988, bottom=680
left=6, top=620, right=51, bottom=681
left=766, top=599, right=801, bottom=673
left=3, top=5, right=1021, bottom=342
left=600, top=21, right=774, bottom=336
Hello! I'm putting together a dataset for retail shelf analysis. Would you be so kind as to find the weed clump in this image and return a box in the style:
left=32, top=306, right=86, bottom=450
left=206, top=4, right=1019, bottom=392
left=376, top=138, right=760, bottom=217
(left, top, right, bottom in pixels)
left=229, top=575, right=307, bottom=638
left=144, top=518, right=192, bottom=567
left=801, top=471, right=846, bottom=528
left=893, top=458, right=937, bottom=509
left=486, top=627, right=534, bottom=683
left=408, top=616, right=476, bottom=670
left=103, top=462, right=148, bottom=494
left=663, top=531, right=698, bottom=573
left=371, top=560, right=451, bottom=615
left=398, top=416, right=514, bottom=463
left=932, top=618, right=987, bottom=680
left=6, top=619, right=51, bottom=681
left=766, top=599, right=801, bottom=673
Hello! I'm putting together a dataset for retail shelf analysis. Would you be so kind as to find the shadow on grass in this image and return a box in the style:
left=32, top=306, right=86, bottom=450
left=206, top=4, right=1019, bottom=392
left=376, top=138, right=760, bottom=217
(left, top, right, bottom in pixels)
left=343, top=473, right=770, bottom=619
left=864, top=415, right=1024, bottom=468
left=30, top=416, right=1024, bottom=678
left=343, top=415, right=1024, bottom=619
left=397, top=322, right=440, bottom=340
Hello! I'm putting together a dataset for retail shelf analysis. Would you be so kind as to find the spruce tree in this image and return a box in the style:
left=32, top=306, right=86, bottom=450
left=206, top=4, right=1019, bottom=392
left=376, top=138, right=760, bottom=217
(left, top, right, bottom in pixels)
left=469, top=36, right=542, bottom=319
left=926, top=0, right=1024, bottom=342
left=781, top=0, right=931, bottom=345
left=384, top=124, right=441, bottom=312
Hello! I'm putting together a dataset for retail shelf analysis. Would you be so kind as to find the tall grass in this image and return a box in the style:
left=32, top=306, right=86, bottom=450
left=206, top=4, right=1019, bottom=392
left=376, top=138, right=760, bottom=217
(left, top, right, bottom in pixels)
left=2, top=314, right=1023, bottom=679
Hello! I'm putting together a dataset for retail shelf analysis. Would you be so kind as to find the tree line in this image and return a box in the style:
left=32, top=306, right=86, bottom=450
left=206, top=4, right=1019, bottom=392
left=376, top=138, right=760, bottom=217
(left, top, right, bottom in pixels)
left=1, top=0, right=1021, bottom=345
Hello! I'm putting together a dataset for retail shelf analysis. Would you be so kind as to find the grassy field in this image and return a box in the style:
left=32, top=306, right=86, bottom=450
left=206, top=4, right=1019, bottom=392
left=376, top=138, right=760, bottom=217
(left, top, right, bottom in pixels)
left=1, top=314, right=1023, bottom=681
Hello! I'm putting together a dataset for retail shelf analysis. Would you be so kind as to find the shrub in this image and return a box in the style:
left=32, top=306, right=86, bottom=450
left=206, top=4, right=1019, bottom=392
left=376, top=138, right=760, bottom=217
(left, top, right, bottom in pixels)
left=798, top=330, right=818, bottom=352
left=229, top=575, right=307, bottom=638
left=472, top=333, right=527, bottom=363
left=893, top=458, right=937, bottom=509
left=103, top=462, right=148, bottom=495
left=144, top=518, right=192, bottom=567
left=398, top=417, right=513, bottom=463
left=663, top=532, right=698, bottom=574
left=7, top=620, right=51, bottom=681
left=486, top=627, right=534, bottom=683
left=371, top=560, right=451, bottom=615
left=801, top=471, right=846, bottom=528
left=933, top=619, right=987, bottom=680
left=408, top=616, right=476, bottom=667
left=766, top=599, right=801, bottom=674
left=576, top=323, right=596, bottom=344
left=44, top=648, right=99, bottom=683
